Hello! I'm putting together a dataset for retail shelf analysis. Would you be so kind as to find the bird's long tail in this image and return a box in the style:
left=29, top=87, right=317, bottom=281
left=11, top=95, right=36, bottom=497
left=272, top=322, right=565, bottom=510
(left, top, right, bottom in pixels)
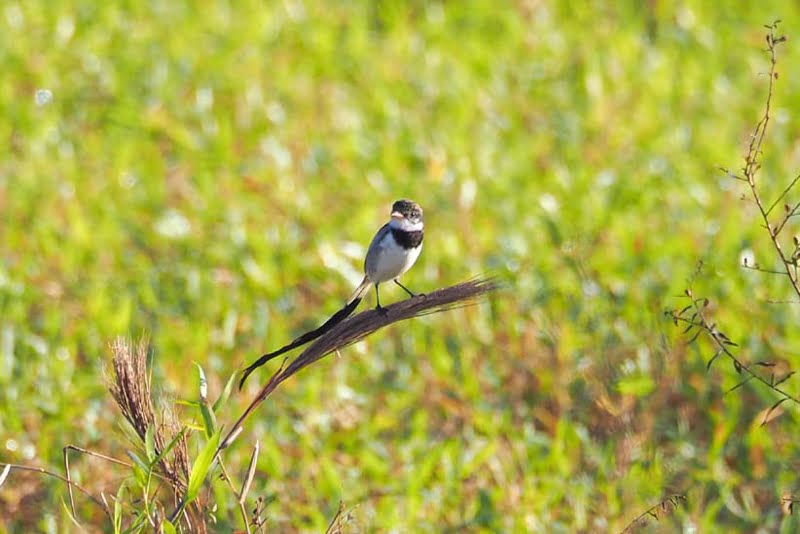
left=239, top=276, right=372, bottom=389
left=347, top=275, right=372, bottom=305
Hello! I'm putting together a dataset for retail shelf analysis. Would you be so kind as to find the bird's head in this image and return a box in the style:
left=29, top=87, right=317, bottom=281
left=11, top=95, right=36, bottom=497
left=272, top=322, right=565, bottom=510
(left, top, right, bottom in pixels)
left=389, top=199, right=424, bottom=231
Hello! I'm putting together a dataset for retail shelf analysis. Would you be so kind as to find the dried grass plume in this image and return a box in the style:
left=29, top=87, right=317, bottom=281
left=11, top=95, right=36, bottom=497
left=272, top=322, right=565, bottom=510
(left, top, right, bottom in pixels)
left=107, top=337, right=190, bottom=494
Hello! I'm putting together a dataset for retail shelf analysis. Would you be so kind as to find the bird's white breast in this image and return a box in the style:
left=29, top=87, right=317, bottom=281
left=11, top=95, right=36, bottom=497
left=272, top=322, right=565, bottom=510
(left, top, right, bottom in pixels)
left=366, top=231, right=422, bottom=284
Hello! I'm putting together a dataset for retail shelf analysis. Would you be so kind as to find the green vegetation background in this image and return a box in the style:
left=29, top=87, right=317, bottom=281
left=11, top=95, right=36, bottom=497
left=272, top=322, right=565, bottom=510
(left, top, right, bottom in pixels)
left=2, top=1, right=800, bottom=531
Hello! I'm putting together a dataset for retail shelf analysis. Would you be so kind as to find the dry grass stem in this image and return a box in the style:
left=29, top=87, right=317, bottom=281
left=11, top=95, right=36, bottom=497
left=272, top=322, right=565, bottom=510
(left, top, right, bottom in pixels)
left=222, top=276, right=499, bottom=449
left=325, top=501, right=353, bottom=534
left=620, top=494, right=687, bottom=533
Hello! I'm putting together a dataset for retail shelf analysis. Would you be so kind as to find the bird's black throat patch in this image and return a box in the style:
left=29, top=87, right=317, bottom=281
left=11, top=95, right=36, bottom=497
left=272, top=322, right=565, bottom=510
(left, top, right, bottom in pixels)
left=391, top=227, right=423, bottom=249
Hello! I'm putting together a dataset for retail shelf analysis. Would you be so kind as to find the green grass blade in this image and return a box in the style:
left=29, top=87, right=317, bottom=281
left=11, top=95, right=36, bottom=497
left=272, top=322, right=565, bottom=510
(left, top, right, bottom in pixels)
left=114, top=480, right=126, bottom=534
left=185, top=430, right=221, bottom=503
left=195, top=363, right=216, bottom=437
left=212, top=372, right=237, bottom=413
left=149, top=427, right=188, bottom=470
left=145, top=425, right=156, bottom=462
left=126, top=451, right=150, bottom=488
left=195, top=362, right=208, bottom=402
left=199, top=401, right=216, bottom=439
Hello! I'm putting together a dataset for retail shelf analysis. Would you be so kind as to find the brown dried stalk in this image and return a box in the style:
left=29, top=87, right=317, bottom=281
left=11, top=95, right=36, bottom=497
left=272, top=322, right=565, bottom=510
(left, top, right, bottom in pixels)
left=620, top=494, right=687, bottom=533
left=221, top=276, right=499, bottom=450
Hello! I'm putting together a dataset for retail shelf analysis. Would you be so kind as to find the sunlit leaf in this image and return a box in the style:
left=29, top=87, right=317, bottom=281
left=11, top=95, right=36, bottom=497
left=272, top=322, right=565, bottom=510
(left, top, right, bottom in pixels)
left=195, top=363, right=208, bottom=402
left=145, top=425, right=156, bottom=462
left=126, top=451, right=149, bottom=487
left=212, top=372, right=237, bottom=413
left=186, top=430, right=221, bottom=503
left=761, top=397, right=790, bottom=426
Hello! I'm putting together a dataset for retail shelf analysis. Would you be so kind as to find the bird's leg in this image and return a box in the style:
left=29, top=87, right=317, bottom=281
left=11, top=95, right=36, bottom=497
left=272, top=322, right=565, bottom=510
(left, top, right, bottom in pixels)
left=375, top=283, right=387, bottom=313
left=394, top=279, right=420, bottom=298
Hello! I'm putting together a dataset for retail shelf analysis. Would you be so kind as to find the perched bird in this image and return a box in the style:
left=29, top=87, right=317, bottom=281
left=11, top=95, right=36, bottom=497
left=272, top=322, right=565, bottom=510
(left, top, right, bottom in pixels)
left=350, top=198, right=424, bottom=310
left=239, top=199, right=424, bottom=389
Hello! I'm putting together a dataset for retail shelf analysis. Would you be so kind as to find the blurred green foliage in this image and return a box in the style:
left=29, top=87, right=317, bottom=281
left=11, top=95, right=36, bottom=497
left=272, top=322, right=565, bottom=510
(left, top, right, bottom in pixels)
left=2, top=1, right=800, bottom=531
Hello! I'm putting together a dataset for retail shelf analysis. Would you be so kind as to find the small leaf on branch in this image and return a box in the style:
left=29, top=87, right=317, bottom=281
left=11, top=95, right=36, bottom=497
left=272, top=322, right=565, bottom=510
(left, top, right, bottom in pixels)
left=687, top=330, right=701, bottom=345
left=707, top=350, right=723, bottom=371
left=761, top=397, right=790, bottom=426
left=725, top=376, right=754, bottom=394
left=774, top=371, right=796, bottom=387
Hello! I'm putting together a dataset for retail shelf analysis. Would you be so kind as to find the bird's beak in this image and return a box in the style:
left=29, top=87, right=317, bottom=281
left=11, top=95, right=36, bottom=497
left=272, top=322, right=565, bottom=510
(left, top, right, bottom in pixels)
left=391, top=212, right=404, bottom=220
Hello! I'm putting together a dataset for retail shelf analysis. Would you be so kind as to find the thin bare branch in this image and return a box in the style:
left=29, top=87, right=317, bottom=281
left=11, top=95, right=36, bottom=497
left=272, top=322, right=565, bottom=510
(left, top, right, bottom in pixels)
left=61, top=445, right=142, bottom=523
left=765, top=173, right=800, bottom=216
left=63, top=446, right=76, bottom=519
left=774, top=198, right=800, bottom=235
left=620, top=494, right=687, bottom=533
left=239, top=441, right=260, bottom=506
left=667, top=296, right=800, bottom=408
left=737, top=21, right=800, bottom=298
left=217, top=459, right=252, bottom=534
left=0, top=463, right=110, bottom=516
left=325, top=501, right=352, bottom=534
left=742, top=264, right=787, bottom=275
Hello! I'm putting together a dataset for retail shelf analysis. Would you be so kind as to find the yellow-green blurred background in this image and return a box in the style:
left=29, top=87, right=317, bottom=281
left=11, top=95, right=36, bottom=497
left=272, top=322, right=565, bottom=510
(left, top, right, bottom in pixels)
left=3, top=1, right=800, bottom=531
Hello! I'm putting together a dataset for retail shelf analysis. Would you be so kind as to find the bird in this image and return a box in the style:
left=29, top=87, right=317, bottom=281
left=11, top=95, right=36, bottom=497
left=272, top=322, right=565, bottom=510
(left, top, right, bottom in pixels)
left=350, top=198, right=424, bottom=310
left=238, top=199, right=424, bottom=389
